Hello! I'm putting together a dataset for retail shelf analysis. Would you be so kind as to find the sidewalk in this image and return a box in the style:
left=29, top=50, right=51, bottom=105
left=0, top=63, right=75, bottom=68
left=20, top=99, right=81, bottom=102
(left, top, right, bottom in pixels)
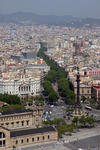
left=62, top=126, right=100, bottom=143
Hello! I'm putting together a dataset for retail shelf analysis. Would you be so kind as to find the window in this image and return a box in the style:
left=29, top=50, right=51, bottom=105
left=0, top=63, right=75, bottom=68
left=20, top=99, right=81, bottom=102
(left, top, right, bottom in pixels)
left=26, top=120, right=29, bottom=126
left=24, top=86, right=25, bottom=91
left=11, top=122, right=14, bottom=128
left=21, top=121, right=24, bottom=126
left=3, top=140, right=5, bottom=146
left=26, top=86, right=28, bottom=91
left=0, top=133, right=5, bottom=139
left=35, top=120, right=39, bottom=126
left=29, top=86, right=30, bottom=91
left=16, top=122, right=19, bottom=128
left=27, top=139, right=29, bottom=143
left=21, top=139, right=23, bottom=144
left=6, top=123, right=9, bottom=128
left=32, top=138, right=34, bottom=142
left=0, top=133, right=6, bottom=147
left=0, top=141, right=2, bottom=147
left=87, top=90, right=90, bottom=94
left=48, top=135, right=50, bottom=139
left=16, top=140, right=18, bottom=145
left=43, top=136, right=45, bottom=140
left=21, top=87, right=23, bottom=91
left=37, top=137, right=39, bottom=141
left=82, top=89, right=84, bottom=94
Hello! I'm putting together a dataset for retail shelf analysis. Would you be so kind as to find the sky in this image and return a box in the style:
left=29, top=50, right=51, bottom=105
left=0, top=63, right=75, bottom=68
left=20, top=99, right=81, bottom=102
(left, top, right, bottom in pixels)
left=0, top=0, right=100, bottom=18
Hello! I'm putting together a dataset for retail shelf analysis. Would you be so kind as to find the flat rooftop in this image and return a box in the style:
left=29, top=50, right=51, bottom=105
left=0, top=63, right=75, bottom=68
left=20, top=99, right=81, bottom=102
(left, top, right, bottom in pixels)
left=10, top=126, right=56, bottom=137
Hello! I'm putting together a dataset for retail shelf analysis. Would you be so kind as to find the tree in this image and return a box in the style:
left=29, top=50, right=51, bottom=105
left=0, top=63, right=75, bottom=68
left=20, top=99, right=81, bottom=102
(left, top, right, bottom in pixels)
left=45, top=70, right=57, bottom=83
left=43, top=80, right=59, bottom=103
left=37, top=46, right=75, bottom=105
left=79, top=115, right=87, bottom=127
left=58, top=78, right=75, bottom=105
left=81, top=96, right=87, bottom=103
left=72, top=117, right=79, bottom=126
left=0, top=104, right=24, bottom=112
left=33, top=95, right=45, bottom=106
left=0, top=93, right=20, bottom=105
left=48, top=92, right=59, bottom=103
left=86, top=116, right=96, bottom=127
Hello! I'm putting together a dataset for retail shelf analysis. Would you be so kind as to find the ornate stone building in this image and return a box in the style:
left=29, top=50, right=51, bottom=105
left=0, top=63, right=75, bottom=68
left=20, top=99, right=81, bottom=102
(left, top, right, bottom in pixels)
left=74, top=82, right=92, bottom=99
left=0, top=106, right=58, bottom=149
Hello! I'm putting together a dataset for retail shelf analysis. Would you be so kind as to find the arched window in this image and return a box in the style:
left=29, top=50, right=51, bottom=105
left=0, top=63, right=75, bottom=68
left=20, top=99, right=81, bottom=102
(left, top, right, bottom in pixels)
left=43, top=136, right=45, bottom=140
left=48, top=135, right=50, bottom=139
left=32, top=138, right=34, bottom=142
left=16, top=140, right=18, bottom=145
left=35, top=120, right=39, bottom=127
left=0, top=132, right=6, bottom=147
left=27, top=138, right=29, bottom=143
left=21, top=139, right=23, bottom=144
left=37, top=137, right=39, bottom=141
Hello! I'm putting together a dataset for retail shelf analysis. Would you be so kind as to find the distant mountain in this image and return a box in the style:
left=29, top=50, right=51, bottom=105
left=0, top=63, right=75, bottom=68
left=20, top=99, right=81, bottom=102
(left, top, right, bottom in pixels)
left=0, top=12, right=79, bottom=24
left=0, top=12, right=100, bottom=27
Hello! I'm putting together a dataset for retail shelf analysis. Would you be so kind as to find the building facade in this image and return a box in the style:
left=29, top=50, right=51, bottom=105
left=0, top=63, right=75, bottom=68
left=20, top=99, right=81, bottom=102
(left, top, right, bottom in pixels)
left=74, top=83, right=92, bottom=99
left=0, top=126, right=58, bottom=150
left=0, top=107, right=43, bottom=129
left=0, top=106, right=58, bottom=149
left=93, top=84, right=100, bottom=101
left=0, top=77, right=41, bottom=97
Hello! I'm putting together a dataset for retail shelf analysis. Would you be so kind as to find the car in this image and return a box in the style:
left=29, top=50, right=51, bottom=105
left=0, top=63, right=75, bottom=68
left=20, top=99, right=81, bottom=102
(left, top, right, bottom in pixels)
left=63, top=115, right=66, bottom=118
left=49, top=111, right=52, bottom=114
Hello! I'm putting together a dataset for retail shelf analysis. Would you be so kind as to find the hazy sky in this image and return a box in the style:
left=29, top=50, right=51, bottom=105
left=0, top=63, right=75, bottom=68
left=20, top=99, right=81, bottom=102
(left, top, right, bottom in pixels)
left=0, top=0, right=100, bottom=18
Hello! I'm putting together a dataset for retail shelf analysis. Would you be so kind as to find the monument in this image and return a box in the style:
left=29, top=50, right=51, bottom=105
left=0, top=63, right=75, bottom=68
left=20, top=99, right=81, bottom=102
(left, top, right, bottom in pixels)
left=73, top=68, right=84, bottom=117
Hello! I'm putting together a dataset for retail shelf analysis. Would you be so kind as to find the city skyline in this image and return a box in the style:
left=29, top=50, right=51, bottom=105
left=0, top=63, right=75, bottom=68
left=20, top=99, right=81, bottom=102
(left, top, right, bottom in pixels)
left=0, top=0, right=100, bottom=18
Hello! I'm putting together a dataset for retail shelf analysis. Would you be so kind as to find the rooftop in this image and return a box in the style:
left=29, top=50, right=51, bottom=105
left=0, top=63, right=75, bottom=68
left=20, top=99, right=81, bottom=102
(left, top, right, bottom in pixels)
left=10, top=126, right=56, bottom=137
left=1, top=108, right=32, bottom=116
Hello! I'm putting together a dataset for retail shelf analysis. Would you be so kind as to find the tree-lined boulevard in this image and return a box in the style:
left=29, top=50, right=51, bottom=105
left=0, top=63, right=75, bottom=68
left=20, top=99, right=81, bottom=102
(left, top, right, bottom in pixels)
left=37, top=47, right=75, bottom=105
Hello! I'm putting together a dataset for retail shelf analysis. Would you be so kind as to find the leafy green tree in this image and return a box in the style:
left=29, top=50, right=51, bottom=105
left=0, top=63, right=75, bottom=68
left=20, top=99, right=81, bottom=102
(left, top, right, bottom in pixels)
left=33, top=95, right=45, bottom=106
left=58, top=78, right=75, bottom=105
left=81, top=96, right=87, bottom=103
left=79, top=115, right=87, bottom=127
left=57, top=125, right=67, bottom=135
left=0, top=93, right=20, bottom=104
left=52, top=118, right=66, bottom=127
left=45, top=70, right=57, bottom=82
left=48, top=92, right=59, bottom=103
left=37, top=46, right=75, bottom=105
left=72, top=117, right=79, bottom=126
left=86, top=116, right=96, bottom=127
left=43, top=80, right=59, bottom=103
left=66, top=125, right=74, bottom=133
left=0, top=104, right=24, bottom=112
